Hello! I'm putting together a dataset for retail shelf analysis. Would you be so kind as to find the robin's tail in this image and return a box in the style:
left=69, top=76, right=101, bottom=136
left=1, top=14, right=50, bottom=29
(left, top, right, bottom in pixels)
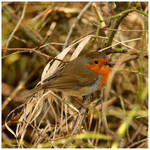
left=21, top=84, right=44, bottom=99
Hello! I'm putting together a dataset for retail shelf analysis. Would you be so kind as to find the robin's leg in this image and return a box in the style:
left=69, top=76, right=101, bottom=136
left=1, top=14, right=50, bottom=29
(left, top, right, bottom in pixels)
left=70, top=96, right=88, bottom=110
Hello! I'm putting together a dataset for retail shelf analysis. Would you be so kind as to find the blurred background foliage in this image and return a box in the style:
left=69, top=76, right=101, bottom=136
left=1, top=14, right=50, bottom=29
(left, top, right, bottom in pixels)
left=2, top=2, right=148, bottom=148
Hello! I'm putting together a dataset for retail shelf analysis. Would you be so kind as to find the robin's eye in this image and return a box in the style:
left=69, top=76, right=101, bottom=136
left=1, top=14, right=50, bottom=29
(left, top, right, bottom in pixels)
left=94, top=60, right=98, bottom=64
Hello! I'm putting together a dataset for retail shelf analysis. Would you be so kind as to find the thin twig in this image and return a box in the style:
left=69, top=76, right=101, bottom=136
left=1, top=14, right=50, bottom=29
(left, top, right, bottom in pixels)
left=35, top=22, right=56, bottom=50
left=6, top=2, right=28, bottom=48
left=128, top=138, right=147, bottom=148
left=98, top=37, right=142, bottom=52
left=63, top=2, right=92, bottom=49
left=2, top=47, right=67, bottom=63
left=101, top=9, right=147, bottom=23
left=93, top=24, right=148, bottom=32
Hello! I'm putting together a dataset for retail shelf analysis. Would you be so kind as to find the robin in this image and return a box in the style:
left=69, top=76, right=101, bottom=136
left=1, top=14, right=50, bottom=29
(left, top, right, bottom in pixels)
left=27, top=52, right=112, bottom=97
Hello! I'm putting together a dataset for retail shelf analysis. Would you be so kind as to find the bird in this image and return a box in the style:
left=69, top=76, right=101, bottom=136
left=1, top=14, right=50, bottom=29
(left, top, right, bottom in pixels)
left=27, top=51, right=112, bottom=97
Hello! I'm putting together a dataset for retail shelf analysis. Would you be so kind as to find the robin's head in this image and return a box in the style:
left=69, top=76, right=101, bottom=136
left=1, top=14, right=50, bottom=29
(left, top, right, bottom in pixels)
left=86, top=56, right=112, bottom=88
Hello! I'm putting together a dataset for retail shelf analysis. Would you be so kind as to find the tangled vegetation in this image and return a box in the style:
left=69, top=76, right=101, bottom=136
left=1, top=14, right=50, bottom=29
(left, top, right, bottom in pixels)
left=2, top=2, right=148, bottom=148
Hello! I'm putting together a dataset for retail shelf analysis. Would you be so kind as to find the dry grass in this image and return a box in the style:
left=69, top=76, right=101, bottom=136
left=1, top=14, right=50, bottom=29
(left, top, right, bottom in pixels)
left=2, top=2, right=148, bottom=148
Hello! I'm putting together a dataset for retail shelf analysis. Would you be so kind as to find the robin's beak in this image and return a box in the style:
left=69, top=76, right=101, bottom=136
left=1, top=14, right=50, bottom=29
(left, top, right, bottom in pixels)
left=104, top=62, right=113, bottom=67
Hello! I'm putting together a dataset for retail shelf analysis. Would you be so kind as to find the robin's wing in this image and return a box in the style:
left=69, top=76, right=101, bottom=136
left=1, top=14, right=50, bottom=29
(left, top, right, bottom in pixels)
left=42, top=69, right=100, bottom=90
left=41, top=57, right=100, bottom=89
left=27, top=56, right=100, bottom=95
left=23, top=73, right=97, bottom=98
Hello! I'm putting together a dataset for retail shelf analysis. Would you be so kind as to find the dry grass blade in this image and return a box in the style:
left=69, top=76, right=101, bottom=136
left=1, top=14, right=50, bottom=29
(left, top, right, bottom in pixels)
left=41, top=46, right=72, bottom=80
left=70, top=36, right=91, bottom=61
left=5, top=104, right=25, bottom=139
